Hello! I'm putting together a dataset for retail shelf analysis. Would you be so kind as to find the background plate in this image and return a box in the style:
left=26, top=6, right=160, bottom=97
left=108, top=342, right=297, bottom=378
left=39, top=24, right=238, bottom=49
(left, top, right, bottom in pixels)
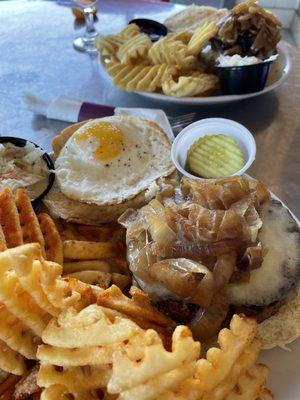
left=136, top=42, right=291, bottom=105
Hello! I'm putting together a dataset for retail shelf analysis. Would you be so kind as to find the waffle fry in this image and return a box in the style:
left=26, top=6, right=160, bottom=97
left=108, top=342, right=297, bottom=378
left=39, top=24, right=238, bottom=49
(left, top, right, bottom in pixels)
left=38, top=213, right=63, bottom=265
left=37, top=343, right=115, bottom=366
left=0, top=188, right=63, bottom=266
left=119, top=24, right=141, bottom=39
left=42, top=305, right=141, bottom=348
left=166, top=31, right=192, bottom=44
left=97, top=285, right=176, bottom=328
left=41, top=385, right=114, bottom=400
left=0, top=188, right=23, bottom=248
left=149, top=38, right=197, bottom=70
left=225, top=364, right=269, bottom=400
left=162, top=73, right=219, bottom=97
left=0, top=339, right=26, bottom=376
left=257, top=389, right=274, bottom=400
left=66, top=271, right=131, bottom=290
left=117, top=34, right=152, bottom=64
left=188, top=21, right=218, bottom=55
left=0, top=247, right=51, bottom=336
left=95, top=35, right=124, bottom=58
left=0, top=304, right=40, bottom=359
left=14, top=189, right=45, bottom=251
left=203, top=340, right=261, bottom=400
left=106, top=61, right=175, bottom=92
left=108, top=326, right=199, bottom=396
left=63, top=260, right=111, bottom=274
left=38, top=364, right=112, bottom=392
left=0, top=227, right=6, bottom=253
left=63, top=240, right=117, bottom=260
left=0, top=374, right=19, bottom=396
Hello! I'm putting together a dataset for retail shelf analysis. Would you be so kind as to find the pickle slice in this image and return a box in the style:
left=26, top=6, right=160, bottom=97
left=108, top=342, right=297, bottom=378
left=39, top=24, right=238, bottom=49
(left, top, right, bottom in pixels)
left=187, top=134, right=245, bottom=179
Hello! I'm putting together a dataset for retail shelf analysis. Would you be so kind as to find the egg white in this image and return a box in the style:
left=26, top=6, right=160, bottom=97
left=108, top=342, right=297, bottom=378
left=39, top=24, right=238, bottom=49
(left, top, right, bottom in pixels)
left=55, top=116, right=174, bottom=206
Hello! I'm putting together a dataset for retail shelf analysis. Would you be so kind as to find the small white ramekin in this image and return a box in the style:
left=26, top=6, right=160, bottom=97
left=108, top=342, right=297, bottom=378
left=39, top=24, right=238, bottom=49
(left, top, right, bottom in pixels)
left=171, top=118, right=256, bottom=180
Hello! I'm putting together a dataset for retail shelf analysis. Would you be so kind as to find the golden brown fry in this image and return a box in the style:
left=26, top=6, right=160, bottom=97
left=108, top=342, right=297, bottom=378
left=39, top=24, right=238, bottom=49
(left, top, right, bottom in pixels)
left=66, top=271, right=112, bottom=289
left=0, top=303, right=40, bottom=359
left=0, top=188, right=23, bottom=248
left=225, top=364, right=269, bottom=400
left=0, top=339, right=26, bottom=376
left=37, top=343, right=115, bottom=366
left=0, top=374, right=20, bottom=396
left=63, top=241, right=117, bottom=260
left=38, top=364, right=112, bottom=392
left=63, top=260, right=111, bottom=274
left=188, top=21, right=217, bottom=55
left=76, top=224, right=117, bottom=242
left=0, top=226, right=6, bottom=252
left=110, top=273, right=131, bottom=290
left=14, top=189, right=45, bottom=253
left=97, top=285, right=176, bottom=328
left=38, top=213, right=63, bottom=265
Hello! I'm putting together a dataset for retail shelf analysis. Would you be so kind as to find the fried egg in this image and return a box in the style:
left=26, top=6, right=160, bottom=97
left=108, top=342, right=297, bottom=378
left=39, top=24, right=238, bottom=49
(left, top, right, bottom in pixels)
left=55, top=116, right=174, bottom=205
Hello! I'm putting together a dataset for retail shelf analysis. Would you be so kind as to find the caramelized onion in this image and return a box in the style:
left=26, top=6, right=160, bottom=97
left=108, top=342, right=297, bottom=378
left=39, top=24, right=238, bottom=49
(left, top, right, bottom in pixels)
left=213, top=251, right=237, bottom=289
left=189, top=291, right=228, bottom=342
left=148, top=216, right=176, bottom=247
left=148, top=258, right=214, bottom=308
left=239, top=245, right=264, bottom=271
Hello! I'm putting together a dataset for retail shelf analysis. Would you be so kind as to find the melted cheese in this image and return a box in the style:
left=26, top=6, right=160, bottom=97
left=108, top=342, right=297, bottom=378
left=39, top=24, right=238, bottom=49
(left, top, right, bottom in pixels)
left=227, top=200, right=300, bottom=306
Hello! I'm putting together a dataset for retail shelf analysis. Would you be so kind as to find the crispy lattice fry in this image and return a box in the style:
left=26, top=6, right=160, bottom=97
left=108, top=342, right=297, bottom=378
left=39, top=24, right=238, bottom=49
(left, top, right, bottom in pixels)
left=119, top=24, right=141, bottom=39
left=0, top=303, right=40, bottom=359
left=38, top=364, right=112, bottom=391
left=10, top=245, right=60, bottom=317
left=166, top=31, right=192, bottom=44
left=14, top=189, right=45, bottom=252
left=257, top=389, right=274, bottom=400
left=0, top=339, right=26, bottom=375
left=155, top=315, right=258, bottom=400
left=97, top=285, right=176, bottom=328
left=95, top=35, right=124, bottom=58
left=225, top=364, right=269, bottom=400
left=162, top=73, right=218, bottom=97
left=0, top=226, right=7, bottom=252
left=202, top=340, right=261, bottom=400
left=41, top=385, right=114, bottom=400
left=106, top=61, right=175, bottom=92
left=108, top=326, right=199, bottom=399
left=117, top=34, right=152, bottom=64
left=39, top=262, right=82, bottom=311
left=37, top=343, right=115, bottom=366
left=188, top=21, right=217, bottom=55
left=0, top=188, right=23, bottom=248
left=63, top=260, right=111, bottom=274
left=63, top=240, right=117, bottom=260
left=66, top=271, right=131, bottom=290
left=0, top=245, right=51, bottom=336
left=38, top=213, right=63, bottom=265
left=149, top=38, right=197, bottom=70
left=42, top=305, right=141, bottom=348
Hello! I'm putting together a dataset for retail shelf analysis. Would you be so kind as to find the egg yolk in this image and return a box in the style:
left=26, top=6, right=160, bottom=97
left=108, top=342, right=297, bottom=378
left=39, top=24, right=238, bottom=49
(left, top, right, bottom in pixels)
left=75, top=122, right=123, bottom=161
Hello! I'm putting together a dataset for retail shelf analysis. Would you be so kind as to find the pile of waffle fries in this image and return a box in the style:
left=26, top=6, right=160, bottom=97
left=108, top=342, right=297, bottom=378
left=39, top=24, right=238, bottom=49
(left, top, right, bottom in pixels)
left=0, top=186, right=273, bottom=399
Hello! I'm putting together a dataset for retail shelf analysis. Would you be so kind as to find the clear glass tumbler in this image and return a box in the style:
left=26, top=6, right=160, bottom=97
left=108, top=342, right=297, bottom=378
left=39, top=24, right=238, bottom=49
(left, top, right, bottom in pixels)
left=73, top=0, right=98, bottom=53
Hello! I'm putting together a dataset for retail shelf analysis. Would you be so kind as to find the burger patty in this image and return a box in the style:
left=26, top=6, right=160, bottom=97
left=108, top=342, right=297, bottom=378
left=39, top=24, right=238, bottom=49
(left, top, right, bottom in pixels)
left=154, top=299, right=199, bottom=325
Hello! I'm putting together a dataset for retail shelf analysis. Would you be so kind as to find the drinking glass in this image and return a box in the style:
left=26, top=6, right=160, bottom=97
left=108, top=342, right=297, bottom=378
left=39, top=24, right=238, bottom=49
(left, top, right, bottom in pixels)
left=73, top=0, right=98, bottom=53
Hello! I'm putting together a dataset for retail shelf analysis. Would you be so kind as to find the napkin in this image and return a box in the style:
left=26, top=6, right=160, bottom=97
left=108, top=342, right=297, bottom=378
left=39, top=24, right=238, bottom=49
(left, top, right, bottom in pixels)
left=23, top=93, right=174, bottom=141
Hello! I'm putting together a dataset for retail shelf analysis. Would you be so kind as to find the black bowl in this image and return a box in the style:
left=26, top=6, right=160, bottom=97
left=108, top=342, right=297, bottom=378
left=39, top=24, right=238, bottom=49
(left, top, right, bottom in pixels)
left=0, top=136, right=55, bottom=207
left=128, top=18, right=168, bottom=42
left=217, top=61, right=272, bottom=95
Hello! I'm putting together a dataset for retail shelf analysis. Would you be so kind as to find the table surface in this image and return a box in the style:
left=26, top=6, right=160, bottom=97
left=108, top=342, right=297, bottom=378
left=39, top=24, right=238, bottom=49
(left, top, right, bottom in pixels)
left=0, top=0, right=299, bottom=216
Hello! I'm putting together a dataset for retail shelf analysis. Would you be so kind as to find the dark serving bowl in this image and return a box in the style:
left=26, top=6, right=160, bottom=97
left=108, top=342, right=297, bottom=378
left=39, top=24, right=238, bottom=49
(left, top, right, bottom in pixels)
left=217, top=60, right=273, bottom=95
left=128, top=18, right=168, bottom=42
left=0, top=136, right=55, bottom=207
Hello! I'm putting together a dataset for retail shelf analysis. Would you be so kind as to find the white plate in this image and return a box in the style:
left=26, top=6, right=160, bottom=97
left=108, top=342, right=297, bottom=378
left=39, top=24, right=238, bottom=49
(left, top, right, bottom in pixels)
left=49, top=148, right=300, bottom=398
left=137, top=43, right=291, bottom=105
left=258, top=191, right=300, bottom=400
